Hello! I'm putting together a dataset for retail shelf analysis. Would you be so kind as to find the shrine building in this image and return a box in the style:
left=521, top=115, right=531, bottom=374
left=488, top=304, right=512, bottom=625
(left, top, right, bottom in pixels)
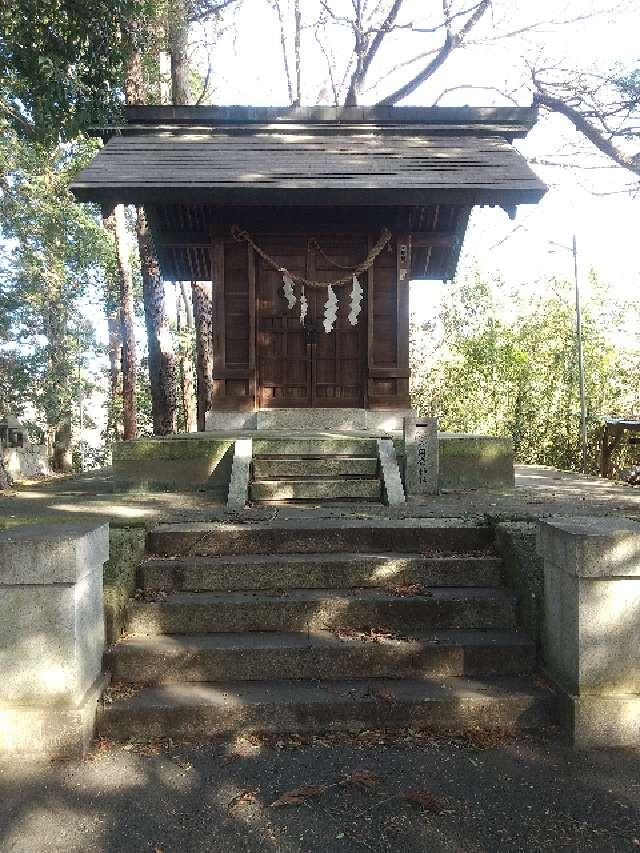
left=72, top=105, right=546, bottom=432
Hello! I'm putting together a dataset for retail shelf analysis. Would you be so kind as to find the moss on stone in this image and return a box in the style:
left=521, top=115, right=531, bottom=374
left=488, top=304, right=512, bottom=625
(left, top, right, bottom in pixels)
left=103, top=527, right=146, bottom=644
left=439, top=435, right=513, bottom=461
left=113, top=438, right=232, bottom=464
left=495, top=521, right=544, bottom=652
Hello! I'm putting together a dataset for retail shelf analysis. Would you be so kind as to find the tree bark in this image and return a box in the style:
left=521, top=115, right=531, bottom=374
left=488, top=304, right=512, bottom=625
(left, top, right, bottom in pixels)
left=137, top=207, right=177, bottom=435
left=107, top=312, right=123, bottom=442
left=103, top=206, right=137, bottom=440
left=52, top=418, right=73, bottom=472
left=176, top=284, right=197, bottom=432
left=191, top=279, right=214, bottom=431
left=169, top=0, right=192, bottom=105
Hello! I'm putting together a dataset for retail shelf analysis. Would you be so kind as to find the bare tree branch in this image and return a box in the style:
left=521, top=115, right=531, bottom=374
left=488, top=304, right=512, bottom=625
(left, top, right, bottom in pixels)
left=432, top=84, right=520, bottom=106
left=534, top=87, right=640, bottom=178
left=376, top=0, right=491, bottom=105
left=194, top=56, right=213, bottom=105
left=294, top=0, right=302, bottom=105
left=0, top=96, right=36, bottom=137
left=314, top=24, right=340, bottom=105
left=189, top=0, right=242, bottom=23
left=272, top=0, right=294, bottom=104
left=344, top=0, right=405, bottom=106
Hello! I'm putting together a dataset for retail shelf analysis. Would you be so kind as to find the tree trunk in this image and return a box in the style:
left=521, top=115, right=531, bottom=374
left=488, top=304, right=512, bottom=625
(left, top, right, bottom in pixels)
left=137, top=207, right=177, bottom=435
left=191, top=279, right=214, bottom=431
left=53, top=418, right=73, bottom=472
left=103, top=206, right=137, bottom=440
left=107, top=312, right=123, bottom=442
left=176, top=284, right=197, bottom=432
left=168, top=0, right=191, bottom=105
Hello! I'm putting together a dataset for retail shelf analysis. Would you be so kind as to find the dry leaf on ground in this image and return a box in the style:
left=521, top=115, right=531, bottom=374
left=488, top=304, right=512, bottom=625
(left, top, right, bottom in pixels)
left=404, top=788, right=450, bottom=815
left=271, top=784, right=329, bottom=808
left=344, top=769, right=381, bottom=789
left=369, top=686, right=396, bottom=704
left=386, top=583, right=431, bottom=597
left=228, top=788, right=258, bottom=816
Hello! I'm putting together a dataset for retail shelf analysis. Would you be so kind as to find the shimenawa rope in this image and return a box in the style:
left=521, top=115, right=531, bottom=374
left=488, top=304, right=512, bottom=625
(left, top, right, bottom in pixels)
left=230, top=224, right=392, bottom=288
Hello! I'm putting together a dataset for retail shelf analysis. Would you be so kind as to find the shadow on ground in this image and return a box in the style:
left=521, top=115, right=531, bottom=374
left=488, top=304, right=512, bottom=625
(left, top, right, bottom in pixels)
left=1, top=730, right=639, bottom=852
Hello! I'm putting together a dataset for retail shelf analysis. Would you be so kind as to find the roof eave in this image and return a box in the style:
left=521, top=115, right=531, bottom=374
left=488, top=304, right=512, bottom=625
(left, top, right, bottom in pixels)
left=71, top=184, right=547, bottom=208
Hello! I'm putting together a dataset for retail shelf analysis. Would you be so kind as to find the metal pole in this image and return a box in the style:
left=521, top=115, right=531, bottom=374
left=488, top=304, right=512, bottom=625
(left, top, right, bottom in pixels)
left=573, top=235, right=588, bottom=474
left=77, top=336, right=85, bottom=473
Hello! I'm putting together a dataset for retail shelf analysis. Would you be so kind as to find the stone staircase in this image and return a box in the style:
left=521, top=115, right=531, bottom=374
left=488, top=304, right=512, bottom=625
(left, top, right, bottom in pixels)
left=249, top=436, right=382, bottom=503
left=99, top=519, right=554, bottom=740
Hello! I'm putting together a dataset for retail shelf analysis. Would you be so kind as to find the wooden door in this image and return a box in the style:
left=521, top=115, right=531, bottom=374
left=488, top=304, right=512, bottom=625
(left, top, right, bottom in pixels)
left=256, top=236, right=367, bottom=409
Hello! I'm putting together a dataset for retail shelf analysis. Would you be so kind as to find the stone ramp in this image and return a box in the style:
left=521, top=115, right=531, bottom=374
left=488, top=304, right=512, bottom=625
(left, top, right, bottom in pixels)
left=101, top=517, right=553, bottom=741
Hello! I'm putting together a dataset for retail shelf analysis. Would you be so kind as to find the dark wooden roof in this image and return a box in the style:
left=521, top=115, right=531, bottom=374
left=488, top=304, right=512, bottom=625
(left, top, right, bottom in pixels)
left=71, top=105, right=545, bottom=207
left=70, top=106, right=546, bottom=281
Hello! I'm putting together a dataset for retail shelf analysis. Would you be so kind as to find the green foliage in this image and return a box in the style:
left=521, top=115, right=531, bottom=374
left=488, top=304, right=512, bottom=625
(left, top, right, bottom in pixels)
left=0, top=0, right=158, bottom=142
left=411, top=271, right=640, bottom=474
left=0, top=121, right=116, bottom=460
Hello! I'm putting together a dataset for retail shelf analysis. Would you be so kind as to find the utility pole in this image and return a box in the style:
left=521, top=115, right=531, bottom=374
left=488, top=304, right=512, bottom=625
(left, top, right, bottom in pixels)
left=573, top=235, right=588, bottom=474
left=77, top=344, right=85, bottom=473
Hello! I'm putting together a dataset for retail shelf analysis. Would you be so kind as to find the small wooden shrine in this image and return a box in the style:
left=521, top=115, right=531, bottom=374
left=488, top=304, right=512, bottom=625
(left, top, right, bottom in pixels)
left=72, top=105, right=545, bottom=415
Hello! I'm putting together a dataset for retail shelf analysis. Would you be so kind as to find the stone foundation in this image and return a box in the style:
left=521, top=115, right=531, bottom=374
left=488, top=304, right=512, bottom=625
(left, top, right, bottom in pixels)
left=439, top=433, right=514, bottom=491
left=112, top=437, right=234, bottom=494
left=0, top=522, right=109, bottom=758
left=538, top=516, right=640, bottom=747
left=205, top=407, right=415, bottom=433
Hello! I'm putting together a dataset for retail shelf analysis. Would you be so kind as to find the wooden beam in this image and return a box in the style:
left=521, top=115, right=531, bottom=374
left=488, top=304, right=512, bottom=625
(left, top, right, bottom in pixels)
left=410, top=233, right=455, bottom=248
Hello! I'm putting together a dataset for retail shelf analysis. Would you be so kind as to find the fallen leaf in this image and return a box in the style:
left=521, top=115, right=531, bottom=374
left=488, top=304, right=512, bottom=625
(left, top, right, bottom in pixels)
left=370, top=686, right=396, bottom=704
left=271, top=784, right=329, bottom=808
left=228, top=788, right=257, bottom=816
left=404, top=788, right=449, bottom=814
left=386, top=583, right=431, bottom=597
left=345, top=769, right=381, bottom=789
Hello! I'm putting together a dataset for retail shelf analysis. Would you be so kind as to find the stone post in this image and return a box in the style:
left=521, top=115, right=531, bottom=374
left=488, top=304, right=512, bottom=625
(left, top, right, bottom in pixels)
left=404, top=416, right=439, bottom=496
left=227, top=438, right=252, bottom=509
left=0, top=522, right=109, bottom=758
left=538, top=516, right=640, bottom=747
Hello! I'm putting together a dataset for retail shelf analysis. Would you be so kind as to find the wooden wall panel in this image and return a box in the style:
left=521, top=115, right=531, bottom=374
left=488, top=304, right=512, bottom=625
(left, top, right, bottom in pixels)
left=211, top=228, right=408, bottom=412
left=367, top=235, right=411, bottom=410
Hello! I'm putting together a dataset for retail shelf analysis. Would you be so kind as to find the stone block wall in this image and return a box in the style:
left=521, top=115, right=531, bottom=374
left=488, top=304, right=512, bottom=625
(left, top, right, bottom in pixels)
left=112, top=437, right=234, bottom=495
left=0, top=522, right=109, bottom=758
left=3, top=444, right=49, bottom=480
left=538, top=516, right=640, bottom=747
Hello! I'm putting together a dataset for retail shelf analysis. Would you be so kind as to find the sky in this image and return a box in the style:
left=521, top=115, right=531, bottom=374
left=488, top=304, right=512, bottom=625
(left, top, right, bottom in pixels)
left=193, top=0, right=640, bottom=326
left=8, top=0, right=639, bottom=449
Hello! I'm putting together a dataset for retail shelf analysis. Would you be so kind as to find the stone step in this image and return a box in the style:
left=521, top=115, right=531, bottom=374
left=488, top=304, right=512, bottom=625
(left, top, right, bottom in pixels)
left=253, top=457, right=378, bottom=480
left=108, top=630, right=536, bottom=683
left=250, top=478, right=381, bottom=502
left=125, top=588, right=516, bottom=635
left=97, top=676, right=554, bottom=740
left=146, top=519, right=494, bottom=557
left=140, top=553, right=503, bottom=592
left=253, top=437, right=378, bottom=457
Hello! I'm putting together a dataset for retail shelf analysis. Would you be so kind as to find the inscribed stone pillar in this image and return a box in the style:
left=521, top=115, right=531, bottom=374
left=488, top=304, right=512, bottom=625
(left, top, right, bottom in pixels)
left=405, top=417, right=438, bottom=496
